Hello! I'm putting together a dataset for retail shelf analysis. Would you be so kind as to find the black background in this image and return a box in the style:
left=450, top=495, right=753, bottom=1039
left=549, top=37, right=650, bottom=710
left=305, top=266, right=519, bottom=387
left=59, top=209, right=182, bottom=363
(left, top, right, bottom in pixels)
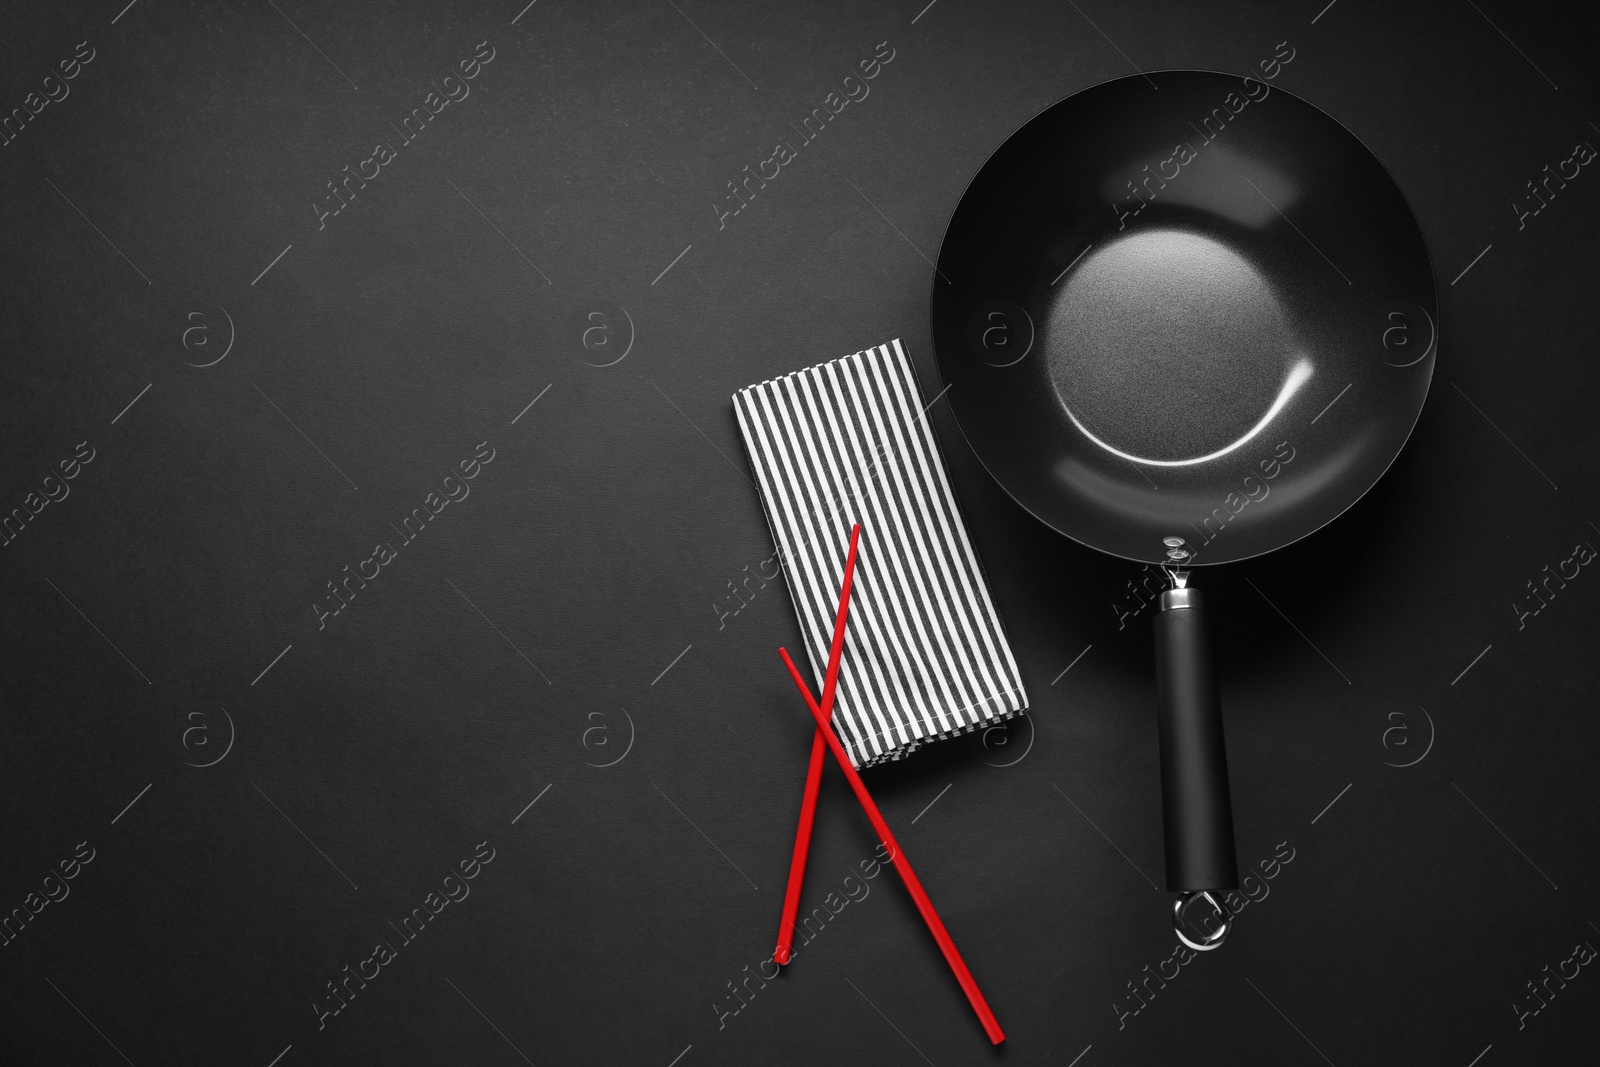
left=2, top=1, right=1597, bottom=1065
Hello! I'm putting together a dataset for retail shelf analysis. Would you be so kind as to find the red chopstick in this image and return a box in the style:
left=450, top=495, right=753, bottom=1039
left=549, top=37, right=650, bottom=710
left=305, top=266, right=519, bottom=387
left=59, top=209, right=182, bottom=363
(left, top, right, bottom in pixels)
left=774, top=524, right=862, bottom=965
left=777, top=589, right=1004, bottom=1044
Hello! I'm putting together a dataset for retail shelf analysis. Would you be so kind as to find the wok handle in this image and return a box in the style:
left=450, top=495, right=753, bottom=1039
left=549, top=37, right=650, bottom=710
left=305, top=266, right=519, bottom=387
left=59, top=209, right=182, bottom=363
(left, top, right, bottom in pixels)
left=1153, top=586, right=1239, bottom=907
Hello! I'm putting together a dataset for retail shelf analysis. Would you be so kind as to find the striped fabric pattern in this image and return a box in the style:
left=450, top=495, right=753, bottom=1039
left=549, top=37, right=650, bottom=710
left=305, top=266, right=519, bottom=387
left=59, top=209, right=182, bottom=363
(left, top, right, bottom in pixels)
left=733, top=338, right=1029, bottom=768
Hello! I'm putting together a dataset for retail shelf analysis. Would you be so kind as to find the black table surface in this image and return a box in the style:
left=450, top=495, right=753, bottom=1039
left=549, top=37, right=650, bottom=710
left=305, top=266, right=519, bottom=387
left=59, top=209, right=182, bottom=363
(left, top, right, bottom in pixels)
left=3, top=1, right=1597, bottom=1064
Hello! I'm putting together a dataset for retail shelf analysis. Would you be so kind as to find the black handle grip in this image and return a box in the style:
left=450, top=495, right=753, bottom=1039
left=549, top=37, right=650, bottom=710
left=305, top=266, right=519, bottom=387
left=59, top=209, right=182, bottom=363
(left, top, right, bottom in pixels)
left=1153, top=587, right=1238, bottom=892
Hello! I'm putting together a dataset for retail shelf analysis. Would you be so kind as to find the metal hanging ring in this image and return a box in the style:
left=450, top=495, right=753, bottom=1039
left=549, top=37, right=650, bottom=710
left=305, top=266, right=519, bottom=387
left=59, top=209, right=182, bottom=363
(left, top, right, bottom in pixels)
left=1173, top=890, right=1231, bottom=951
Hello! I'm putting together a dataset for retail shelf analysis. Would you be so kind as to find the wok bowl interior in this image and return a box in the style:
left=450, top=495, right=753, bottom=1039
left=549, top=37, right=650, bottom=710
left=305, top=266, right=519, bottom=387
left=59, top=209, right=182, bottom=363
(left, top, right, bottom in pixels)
left=931, top=70, right=1436, bottom=566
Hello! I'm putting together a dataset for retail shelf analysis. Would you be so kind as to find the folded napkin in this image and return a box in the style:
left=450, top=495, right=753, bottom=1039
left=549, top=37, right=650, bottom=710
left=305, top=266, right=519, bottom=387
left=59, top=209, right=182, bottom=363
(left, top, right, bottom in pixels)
left=734, top=338, right=1028, bottom=768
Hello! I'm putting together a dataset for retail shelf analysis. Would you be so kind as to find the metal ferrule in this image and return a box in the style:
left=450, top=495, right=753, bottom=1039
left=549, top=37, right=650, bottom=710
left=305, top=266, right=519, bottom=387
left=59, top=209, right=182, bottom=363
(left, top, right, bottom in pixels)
left=1160, top=587, right=1202, bottom=611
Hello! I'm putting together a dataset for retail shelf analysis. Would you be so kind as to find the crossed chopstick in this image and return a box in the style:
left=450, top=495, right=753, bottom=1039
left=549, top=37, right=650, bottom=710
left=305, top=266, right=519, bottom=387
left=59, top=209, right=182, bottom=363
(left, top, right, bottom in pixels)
left=774, top=523, right=1005, bottom=1046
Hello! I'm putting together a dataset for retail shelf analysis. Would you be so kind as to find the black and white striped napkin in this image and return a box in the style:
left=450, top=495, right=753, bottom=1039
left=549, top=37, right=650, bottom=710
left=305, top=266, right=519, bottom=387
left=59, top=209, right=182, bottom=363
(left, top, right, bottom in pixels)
left=734, top=338, right=1028, bottom=768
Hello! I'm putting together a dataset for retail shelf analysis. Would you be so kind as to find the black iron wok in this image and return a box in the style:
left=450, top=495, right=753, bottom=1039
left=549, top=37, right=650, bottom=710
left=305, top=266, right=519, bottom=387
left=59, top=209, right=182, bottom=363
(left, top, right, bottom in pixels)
left=930, top=70, right=1436, bottom=946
